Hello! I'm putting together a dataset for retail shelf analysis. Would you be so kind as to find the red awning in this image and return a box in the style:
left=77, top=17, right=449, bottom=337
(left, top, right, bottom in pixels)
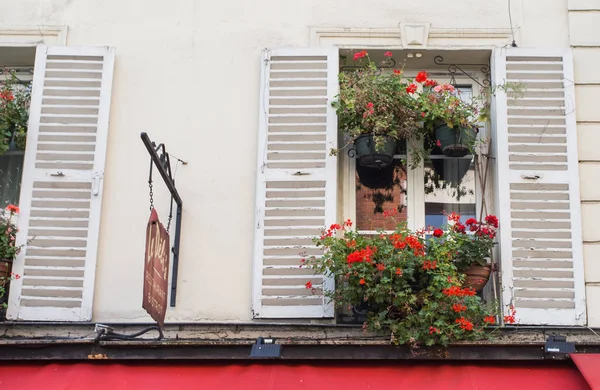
left=0, top=361, right=591, bottom=390
left=572, top=354, right=600, bottom=389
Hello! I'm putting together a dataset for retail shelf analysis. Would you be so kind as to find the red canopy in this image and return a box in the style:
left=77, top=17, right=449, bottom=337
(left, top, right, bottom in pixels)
left=0, top=361, right=591, bottom=390
left=571, top=354, right=600, bottom=389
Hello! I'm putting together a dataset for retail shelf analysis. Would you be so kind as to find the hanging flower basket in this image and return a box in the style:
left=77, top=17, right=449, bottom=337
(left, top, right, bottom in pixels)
left=354, top=134, right=396, bottom=169
left=462, top=264, right=492, bottom=292
left=434, top=124, right=478, bottom=158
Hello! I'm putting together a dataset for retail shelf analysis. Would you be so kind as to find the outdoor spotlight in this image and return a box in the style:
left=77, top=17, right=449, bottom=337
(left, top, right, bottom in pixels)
left=249, top=337, right=282, bottom=359
left=545, top=335, right=575, bottom=359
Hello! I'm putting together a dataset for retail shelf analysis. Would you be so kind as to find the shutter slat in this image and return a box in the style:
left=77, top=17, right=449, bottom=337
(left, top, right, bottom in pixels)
left=493, top=48, right=585, bottom=326
left=253, top=48, right=337, bottom=319
left=7, top=45, right=115, bottom=322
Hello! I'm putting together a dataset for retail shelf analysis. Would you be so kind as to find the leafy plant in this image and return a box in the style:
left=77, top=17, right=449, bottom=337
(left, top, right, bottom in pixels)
left=0, top=204, right=22, bottom=261
left=436, top=212, right=499, bottom=271
left=331, top=51, right=425, bottom=162
left=304, top=216, right=501, bottom=347
left=0, top=69, right=32, bottom=156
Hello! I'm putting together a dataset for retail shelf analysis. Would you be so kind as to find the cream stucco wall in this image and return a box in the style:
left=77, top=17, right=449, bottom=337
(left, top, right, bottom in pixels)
left=568, top=0, right=600, bottom=327
left=1, top=0, right=595, bottom=324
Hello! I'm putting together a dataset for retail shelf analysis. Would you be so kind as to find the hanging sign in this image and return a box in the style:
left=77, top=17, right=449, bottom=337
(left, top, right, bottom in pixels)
left=143, top=208, right=170, bottom=326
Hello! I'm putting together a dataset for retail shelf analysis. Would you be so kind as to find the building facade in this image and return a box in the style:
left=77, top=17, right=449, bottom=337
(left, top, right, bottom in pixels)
left=0, top=0, right=599, bottom=331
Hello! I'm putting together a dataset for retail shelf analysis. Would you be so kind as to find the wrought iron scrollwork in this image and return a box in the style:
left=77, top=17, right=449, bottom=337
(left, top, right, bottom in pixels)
left=347, top=147, right=357, bottom=158
left=433, top=56, right=491, bottom=88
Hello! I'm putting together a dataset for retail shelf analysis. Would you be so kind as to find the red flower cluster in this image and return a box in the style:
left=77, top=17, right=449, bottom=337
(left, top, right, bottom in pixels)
left=484, top=315, right=496, bottom=324
left=465, top=218, right=477, bottom=226
left=305, top=281, right=313, bottom=289
left=447, top=212, right=460, bottom=223
left=443, top=286, right=477, bottom=297
left=347, top=246, right=376, bottom=264
left=9, top=272, right=20, bottom=280
left=452, top=303, right=467, bottom=313
left=5, top=204, right=19, bottom=214
left=453, top=222, right=466, bottom=234
left=395, top=268, right=403, bottom=276
left=422, top=260, right=437, bottom=270
left=353, top=50, right=368, bottom=60
left=393, top=69, right=402, bottom=75
left=432, top=228, right=444, bottom=238
left=484, top=215, right=499, bottom=228
left=346, top=239, right=356, bottom=248
left=429, top=326, right=440, bottom=335
left=0, top=91, right=14, bottom=101
left=384, top=51, right=393, bottom=57
left=383, top=209, right=398, bottom=218
left=320, top=223, right=342, bottom=239
left=504, top=305, right=516, bottom=324
left=406, top=84, right=417, bottom=94
left=359, top=278, right=366, bottom=285
left=415, top=71, right=428, bottom=83
left=376, top=263, right=385, bottom=271
left=455, top=317, right=474, bottom=331
left=424, top=79, right=437, bottom=87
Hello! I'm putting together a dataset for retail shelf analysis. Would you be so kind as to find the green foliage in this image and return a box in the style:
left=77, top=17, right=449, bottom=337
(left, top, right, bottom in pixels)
left=305, top=217, right=500, bottom=347
left=0, top=205, right=22, bottom=261
left=0, top=69, right=32, bottom=156
left=331, top=52, right=426, bottom=166
left=331, top=51, right=525, bottom=168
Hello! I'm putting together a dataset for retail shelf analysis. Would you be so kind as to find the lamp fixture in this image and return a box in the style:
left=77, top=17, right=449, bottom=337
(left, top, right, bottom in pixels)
left=249, top=337, right=282, bottom=359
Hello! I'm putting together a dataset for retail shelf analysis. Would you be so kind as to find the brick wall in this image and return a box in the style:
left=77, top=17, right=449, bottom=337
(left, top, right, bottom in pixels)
left=355, top=164, right=408, bottom=231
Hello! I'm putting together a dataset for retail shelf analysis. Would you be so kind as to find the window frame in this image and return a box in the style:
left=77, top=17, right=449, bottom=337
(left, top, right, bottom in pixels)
left=340, top=70, right=495, bottom=233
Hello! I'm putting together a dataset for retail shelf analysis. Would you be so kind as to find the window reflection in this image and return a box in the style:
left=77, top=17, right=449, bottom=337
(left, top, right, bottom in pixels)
left=424, top=156, right=476, bottom=228
left=355, top=141, right=407, bottom=232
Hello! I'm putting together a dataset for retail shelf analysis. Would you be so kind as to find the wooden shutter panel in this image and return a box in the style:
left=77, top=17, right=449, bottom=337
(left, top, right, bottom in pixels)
left=252, top=48, right=338, bottom=318
left=7, top=45, right=115, bottom=321
left=492, top=48, right=586, bottom=325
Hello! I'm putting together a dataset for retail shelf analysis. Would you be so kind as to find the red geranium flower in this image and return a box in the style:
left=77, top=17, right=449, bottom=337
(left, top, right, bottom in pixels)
left=485, top=215, right=499, bottom=228
left=305, top=281, right=312, bottom=289
left=465, top=218, right=477, bottom=226
left=484, top=315, right=496, bottom=324
left=5, top=204, right=19, bottom=213
left=415, top=71, right=428, bottom=83
left=432, top=228, right=444, bottom=238
left=393, top=69, right=402, bottom=75
left=359, top=278, right=366, bottom=285
left=384, top=51, right=393, bottom=57
left=406, top=84, right=417, bottom=94
left=424, top=79, right=438, bottom=87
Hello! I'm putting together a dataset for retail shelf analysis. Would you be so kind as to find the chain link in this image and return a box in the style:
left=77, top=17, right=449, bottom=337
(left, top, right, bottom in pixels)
left=148, top=181, right=154, bottom=211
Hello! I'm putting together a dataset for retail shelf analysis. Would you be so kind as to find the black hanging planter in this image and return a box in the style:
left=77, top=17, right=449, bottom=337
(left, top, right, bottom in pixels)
left=434, top=124, right=478, bottom=157
left=356, top=162, right=395, bottom=189
left=354, top=134, right=396, bottom=169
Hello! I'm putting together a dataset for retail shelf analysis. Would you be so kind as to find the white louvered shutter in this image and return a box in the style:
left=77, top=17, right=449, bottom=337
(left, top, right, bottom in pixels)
left=492, top=48, right=586, bottom=325
left=252, top=48, right=338, bottom=318
left=7, top=46, right=115, bottom=321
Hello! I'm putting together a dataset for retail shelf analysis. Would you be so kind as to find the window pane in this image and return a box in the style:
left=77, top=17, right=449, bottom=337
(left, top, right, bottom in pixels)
left=356, top=159, right=408, bottom=231
left=424, top=156, right=476, bottom=228
left=0, top=152, right=24, bottom=208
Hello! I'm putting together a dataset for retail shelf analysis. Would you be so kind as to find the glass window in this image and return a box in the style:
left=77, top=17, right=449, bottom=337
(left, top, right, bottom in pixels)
left=0, top=151, right=24, bottom=208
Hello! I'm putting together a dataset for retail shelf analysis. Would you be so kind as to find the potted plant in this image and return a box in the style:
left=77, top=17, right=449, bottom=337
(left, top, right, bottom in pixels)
left=434, top=212, right=498, bottom=292
left=0, top=69, right=32, bottom=156
left=332, top=51, right=426, bottom=169
left=304, top=217, right=499, bottom=347
left=0, top=204, right=22, bottom=281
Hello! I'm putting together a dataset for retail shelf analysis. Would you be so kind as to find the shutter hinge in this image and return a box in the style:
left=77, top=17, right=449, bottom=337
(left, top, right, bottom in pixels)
left=92, top=171, right=104, bottom=196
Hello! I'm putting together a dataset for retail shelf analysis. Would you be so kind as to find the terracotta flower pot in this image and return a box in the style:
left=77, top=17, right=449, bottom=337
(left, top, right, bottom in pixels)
left=462, top=264, right=492, bottom=292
